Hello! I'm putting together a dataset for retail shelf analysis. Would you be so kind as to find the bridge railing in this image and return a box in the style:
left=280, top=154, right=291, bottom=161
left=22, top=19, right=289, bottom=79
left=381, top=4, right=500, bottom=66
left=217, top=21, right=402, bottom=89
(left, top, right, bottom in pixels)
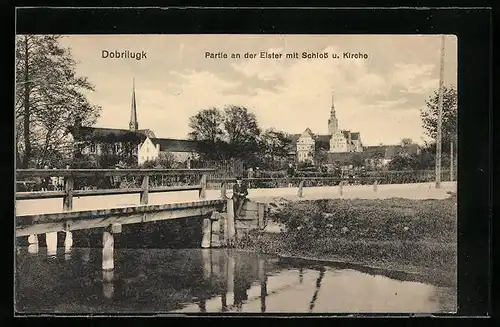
left=209, top=176, right=384, bottom=198
left=15, top=169, right=214, bottom=211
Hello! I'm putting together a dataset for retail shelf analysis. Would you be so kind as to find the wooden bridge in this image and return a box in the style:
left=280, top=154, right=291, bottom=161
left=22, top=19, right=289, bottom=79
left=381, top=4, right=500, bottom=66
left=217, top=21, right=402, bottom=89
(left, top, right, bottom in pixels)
left=15, top=168, right=454, bottom=271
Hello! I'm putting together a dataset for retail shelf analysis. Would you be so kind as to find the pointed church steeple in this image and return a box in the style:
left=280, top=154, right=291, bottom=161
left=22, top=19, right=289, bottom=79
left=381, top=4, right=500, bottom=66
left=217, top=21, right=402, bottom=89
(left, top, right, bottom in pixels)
left=328, top=90, right=338, bottom=134
left=330, top=92, right=336, bottom=115
left=129, top=78, right=138, bottom=131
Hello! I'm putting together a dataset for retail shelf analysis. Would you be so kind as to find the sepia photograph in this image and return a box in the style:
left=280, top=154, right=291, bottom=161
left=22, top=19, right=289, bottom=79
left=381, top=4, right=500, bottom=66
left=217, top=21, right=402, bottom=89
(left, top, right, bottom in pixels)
left=15, top=34, right=458, bottom=314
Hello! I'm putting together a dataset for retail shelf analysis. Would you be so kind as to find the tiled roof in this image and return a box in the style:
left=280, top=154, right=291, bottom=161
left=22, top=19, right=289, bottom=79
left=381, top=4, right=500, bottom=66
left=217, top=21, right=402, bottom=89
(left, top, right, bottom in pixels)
left=315, top=134, right=332, bottom=143
left=68, top=126, right=147, bottom=143
left=150, top=138, right=199, bottom=152
left=138, top=129, right=156, bottom=139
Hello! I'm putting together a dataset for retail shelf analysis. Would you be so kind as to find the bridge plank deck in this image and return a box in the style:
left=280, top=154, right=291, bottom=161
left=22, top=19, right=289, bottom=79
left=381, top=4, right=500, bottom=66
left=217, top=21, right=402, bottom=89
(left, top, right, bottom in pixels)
left=16, top=199, right=226, bottom=237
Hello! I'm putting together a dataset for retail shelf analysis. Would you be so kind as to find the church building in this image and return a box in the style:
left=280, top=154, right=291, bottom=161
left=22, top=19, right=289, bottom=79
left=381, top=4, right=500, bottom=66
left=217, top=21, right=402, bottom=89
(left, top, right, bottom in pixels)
left=68, top=79, right=199, bottom=167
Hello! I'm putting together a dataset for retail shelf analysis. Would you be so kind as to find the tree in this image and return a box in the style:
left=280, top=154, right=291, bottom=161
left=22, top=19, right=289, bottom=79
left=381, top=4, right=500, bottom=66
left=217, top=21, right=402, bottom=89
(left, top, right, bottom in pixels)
left=388, top=153, right=417, bottom=171
left=260, top=128, right=291, bottom=158
left=224, top=105, right=261, bottom=161
left=350, top=154, right=364, bottom=168
left=139, top=153, right=175, bottom=169
left=314, top=139, right=329, bottom=166
left=401, top=138, right=413, bottom=146
left=258, top=128, right=292, bottom=169
left=414, top=141, right=452, bottom=170
left=314, top=149, right=328, bottom=167
left=157, top=152, right=176, bottom=168
left=16, top=35, right=101, bottom=168
left=188, top=108, right=224, bottom=142
left=188, top=107, right=225, bottom=160
left=298, top=159, right=314, bottom=169
left=420, top=85, right=458, bottom=150
left=187, top=105, right=261, bottom=163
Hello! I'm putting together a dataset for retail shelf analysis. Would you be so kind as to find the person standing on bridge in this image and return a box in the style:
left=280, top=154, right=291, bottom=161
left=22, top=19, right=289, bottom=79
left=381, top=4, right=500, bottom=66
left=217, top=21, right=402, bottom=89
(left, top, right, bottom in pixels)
left=233, top=176, right=248, bottom=218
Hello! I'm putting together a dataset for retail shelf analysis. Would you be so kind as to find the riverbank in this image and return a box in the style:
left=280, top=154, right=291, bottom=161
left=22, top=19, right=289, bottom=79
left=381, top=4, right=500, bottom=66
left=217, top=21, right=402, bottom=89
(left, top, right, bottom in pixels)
left=235, top=192, right=457, bottom=288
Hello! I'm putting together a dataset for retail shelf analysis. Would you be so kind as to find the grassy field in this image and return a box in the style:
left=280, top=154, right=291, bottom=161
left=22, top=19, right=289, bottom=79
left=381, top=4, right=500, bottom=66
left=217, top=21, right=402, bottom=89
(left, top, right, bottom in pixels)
left=236, top=192, right=457, bottom=287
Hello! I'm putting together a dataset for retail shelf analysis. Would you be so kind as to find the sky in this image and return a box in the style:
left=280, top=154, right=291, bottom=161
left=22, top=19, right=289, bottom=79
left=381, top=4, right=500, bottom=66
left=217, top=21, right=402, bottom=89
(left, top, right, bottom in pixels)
left=59, top=34, right=457, bottom=146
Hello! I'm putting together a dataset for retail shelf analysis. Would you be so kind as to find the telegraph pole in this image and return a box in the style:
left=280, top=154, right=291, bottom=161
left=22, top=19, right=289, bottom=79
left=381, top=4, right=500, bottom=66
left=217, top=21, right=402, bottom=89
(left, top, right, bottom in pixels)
left=435, top=35, right=446, bottom=189
left=450, top=140, right=454, bottom=181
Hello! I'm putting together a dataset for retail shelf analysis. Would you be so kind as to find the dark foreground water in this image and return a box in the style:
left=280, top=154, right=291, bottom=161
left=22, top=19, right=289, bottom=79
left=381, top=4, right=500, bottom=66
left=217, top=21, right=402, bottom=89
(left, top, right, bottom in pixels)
left=15, top=247, right=456, bottom=314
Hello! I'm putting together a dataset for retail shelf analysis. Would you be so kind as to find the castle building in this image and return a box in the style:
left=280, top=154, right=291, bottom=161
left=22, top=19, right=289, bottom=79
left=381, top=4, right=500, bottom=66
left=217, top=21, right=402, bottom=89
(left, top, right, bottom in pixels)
left=328, top=93, right=363, bottom=153
left=67, top=79, right=198, bottom=167
left=293, top=92, right=364, bottom=164
left=296, top=128, right=315, bottom=163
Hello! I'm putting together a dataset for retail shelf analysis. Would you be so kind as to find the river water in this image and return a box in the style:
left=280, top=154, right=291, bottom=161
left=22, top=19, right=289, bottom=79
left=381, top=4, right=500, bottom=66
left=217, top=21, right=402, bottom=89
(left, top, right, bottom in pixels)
left=15, top=247, right=456, bottom=314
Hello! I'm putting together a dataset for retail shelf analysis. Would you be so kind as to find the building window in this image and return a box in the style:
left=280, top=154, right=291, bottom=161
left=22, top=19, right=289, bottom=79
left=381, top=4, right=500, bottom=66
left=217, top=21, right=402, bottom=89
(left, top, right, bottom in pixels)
left=114, top=143, right=121, bottom=154
left=90, top=143, right=97, bottom=154
left=146, top=147, right=149, bottom=153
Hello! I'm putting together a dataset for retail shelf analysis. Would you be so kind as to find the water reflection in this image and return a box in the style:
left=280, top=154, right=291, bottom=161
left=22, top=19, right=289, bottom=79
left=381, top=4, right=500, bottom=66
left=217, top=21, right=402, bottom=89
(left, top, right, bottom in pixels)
left=28, top=244, right=39, bottom=254
left=64, top=232, right=73, bottom=253
left=102, top=270, right=114, bottom=299
left=82, top=248, right=91, bottom=262
left=45, top=232, right=57, bottom=257
left=308, top=267, right=325, bottom=313
left=15, top=248, right=456, bottom=314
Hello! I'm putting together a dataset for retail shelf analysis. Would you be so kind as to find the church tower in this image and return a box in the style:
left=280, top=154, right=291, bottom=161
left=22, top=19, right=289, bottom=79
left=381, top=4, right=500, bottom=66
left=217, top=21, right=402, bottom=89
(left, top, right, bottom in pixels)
left=327, top=92, right=338, bottom=134
left=129, top=78, right=139, bottom=131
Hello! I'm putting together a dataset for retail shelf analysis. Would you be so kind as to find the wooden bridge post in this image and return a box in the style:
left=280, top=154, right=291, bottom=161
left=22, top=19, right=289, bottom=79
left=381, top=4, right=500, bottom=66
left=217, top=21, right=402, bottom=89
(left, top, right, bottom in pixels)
left=297, top=180, right=304, bottom=197
left=199, top=174, right=207, bottom=199
left=221, top=182, right=227, bottom=199
left=64, top=231, right=73, bottom=254
left=140, top=174, right=149, bottom=205
left=27, top=234, right=38, bottom=245
left=27, top=234, right=39, bottom=254
left=226, top=198, right=236, bottom=246
left=339, top=181, right=344, bottom=196
left=46, top=232, right=58, bottom=256
left=210, top=212, right=221, bottom=248
left=373, top=180, right=378, bottom=192
left=63, top=175, right=74, bottom=211
left=218, top=212, right=227, bottom=247
left=102, top=224, right=121, bottom=271
left=258, top=203, right=265, bottom=229
left=102, top=230, right=114, bottom=270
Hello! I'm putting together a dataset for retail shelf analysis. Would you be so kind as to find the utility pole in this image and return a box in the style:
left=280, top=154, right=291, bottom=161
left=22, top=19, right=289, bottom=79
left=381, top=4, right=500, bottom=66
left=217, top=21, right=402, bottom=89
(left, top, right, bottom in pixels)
left=450, top=140, right=454, bottom=181
left=435, top=35, right=446, bottom=189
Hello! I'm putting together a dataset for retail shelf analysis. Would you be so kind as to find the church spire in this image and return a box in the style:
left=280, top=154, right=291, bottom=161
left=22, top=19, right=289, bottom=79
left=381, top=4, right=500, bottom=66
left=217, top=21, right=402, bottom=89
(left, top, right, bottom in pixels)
left=330, top=91, right=336, bottom=116
left=328, top=90, right=338, bottom=135
left=129, top=78, right=138, bottom=131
